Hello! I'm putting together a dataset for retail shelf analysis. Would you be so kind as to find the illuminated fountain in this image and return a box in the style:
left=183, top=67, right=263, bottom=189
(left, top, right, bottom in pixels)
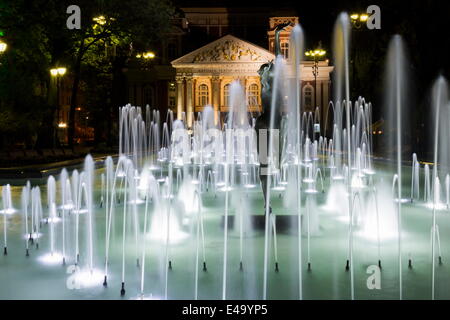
left=0, top=12, right=450, bottom=300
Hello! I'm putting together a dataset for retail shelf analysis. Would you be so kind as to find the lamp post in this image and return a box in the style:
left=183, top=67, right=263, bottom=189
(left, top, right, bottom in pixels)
left=350, top=13, right=368, bottom=29
left=136, top=51, right=156, bottom=60
left=0, top=41, right=7, bottom=54
left=349, top=13, right=368, bottom=97
left=0, top=41, right=7, bottom=66
left=135, top=51, right=156, bottom=109
left=50, top=67, right=67, bottom=146
left=305, top=48, right=326, bottom=110
left=93, top=15, right=107, bottom=25
left=136, top=51, right=156, bottom=70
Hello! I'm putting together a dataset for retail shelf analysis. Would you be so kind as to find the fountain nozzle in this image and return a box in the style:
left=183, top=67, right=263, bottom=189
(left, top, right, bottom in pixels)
left=103, top=276, right=107, bottom=287
left=120, top=282, right=125, bottom=296
left=3, top=247, right=7, bottom=255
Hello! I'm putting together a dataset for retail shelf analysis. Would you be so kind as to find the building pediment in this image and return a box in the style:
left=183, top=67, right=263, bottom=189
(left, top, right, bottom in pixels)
left=171, top=35, right=275, bottom=66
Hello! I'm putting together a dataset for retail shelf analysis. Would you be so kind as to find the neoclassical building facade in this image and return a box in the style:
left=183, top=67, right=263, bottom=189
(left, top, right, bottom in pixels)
left=171, top=17, right=334, bottom=127
left=171, top=34, right=273, bottom=126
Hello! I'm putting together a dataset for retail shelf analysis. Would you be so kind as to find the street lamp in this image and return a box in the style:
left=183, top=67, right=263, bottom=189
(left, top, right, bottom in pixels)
left=0, top=41, right=7, bottom=66
left=350, top=12, right=369, bottom=96
left=93, top=15, right=106, bottom=25
left=305, top=48, right=326, bottom=111
left=50, top=67, right=66, bottom=77
left=136, top=51, right=156, bottom=71
left=0, top=41, right=7, bottom=54
left=50, top=67, right=67, bottom=146
left=350, top=13, right=369, bottom=29
left=92, top=15, right=115, bottom=29
left=57, top=67, right=66, bottom=76
left=136, top=51, right=156, bottom=60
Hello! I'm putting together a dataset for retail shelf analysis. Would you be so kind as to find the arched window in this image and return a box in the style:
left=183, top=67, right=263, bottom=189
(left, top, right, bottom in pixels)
left=223, top=83, right=231, bottom=107
left=198, top=84, right=209, bottom=106
left=280, top=41, right=289, bottom=59
left=303, top=85, right=313, bottom=110
left=247, top=83, right=260, bottom=107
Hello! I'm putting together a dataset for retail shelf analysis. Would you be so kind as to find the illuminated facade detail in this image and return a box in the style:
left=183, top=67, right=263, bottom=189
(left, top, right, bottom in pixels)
left=247, top=83, right=260, bottom=108
left=172, top=19, right=333, bottom=128
left=223, top=83, right=230, bottom=107
left=303, top=84, right=314, bottom=111
left=168, top=82, right=176, bottom=110
left=172, top=34, right=274, bottom=126
left=280, top=41, right=289, bottom=59
left=267, top=17, right=299, bottom=54
left=197, top=83, right=210, bottom=107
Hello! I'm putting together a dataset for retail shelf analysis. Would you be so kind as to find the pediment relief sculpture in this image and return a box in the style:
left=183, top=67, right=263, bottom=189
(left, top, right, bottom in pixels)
left=193, top=40, right=263, bottom=62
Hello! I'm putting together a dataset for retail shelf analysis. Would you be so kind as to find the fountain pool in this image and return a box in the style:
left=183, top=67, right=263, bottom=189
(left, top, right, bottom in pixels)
left=1, top=160, right=450, bottom=300
left=0, top=12, right=449, bottom=300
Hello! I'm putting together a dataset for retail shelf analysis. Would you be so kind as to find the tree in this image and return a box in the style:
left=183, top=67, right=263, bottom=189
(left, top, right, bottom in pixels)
left=0, top=0, right=56, bottom=149
left=64, top=0, right=175, bottom=147
left=0, top=0, right=175, bottom=149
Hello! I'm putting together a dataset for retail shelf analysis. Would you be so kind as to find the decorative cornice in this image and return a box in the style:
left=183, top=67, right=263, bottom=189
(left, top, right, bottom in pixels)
left=268, top=17, right=299, bottom=30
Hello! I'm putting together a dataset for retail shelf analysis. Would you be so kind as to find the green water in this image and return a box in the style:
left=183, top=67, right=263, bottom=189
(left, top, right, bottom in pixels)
left=0, top=162, right=448, bottom=300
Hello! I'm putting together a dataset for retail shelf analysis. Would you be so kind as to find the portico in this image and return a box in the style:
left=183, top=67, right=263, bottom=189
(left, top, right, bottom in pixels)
left=172, top=35, right=271, bottom=127
left=172, top=32, right=333, bottom=128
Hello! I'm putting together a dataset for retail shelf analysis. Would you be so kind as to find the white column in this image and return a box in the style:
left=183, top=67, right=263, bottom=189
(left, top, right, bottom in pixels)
left=176, top=76, right=184, bottom=120
left=186, top=76, right=193, bottom=128
left=212, top=76, right=220, bottom=125
left=243, top=77, right=249, bottom=111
